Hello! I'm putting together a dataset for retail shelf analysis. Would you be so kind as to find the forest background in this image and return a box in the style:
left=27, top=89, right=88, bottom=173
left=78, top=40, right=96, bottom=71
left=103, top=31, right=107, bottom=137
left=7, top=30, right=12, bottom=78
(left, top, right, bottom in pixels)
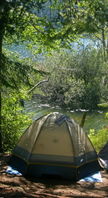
left=0, top=0, right=108, bottom=152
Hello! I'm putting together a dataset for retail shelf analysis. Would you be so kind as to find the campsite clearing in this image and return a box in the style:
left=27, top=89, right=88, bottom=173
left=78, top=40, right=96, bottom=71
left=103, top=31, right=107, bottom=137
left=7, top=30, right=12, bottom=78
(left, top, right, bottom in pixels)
left=0, top=154, right=108, bottom=198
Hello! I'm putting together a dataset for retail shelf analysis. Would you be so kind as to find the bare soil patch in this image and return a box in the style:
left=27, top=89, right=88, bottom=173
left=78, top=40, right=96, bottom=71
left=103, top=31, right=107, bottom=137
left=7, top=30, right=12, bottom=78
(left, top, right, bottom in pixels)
left=0, top=154, right=108, bottom=198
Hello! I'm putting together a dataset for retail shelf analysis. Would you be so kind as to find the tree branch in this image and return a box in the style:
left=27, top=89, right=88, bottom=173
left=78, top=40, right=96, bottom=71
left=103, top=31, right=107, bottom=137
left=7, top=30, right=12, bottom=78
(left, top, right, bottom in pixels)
left=28, top=79, right=49, bottom=94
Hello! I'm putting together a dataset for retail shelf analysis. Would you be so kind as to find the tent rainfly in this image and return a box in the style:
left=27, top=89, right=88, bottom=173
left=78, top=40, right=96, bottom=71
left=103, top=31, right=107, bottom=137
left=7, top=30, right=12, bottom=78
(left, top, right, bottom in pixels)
left=9, top=112, right=101, bottom=181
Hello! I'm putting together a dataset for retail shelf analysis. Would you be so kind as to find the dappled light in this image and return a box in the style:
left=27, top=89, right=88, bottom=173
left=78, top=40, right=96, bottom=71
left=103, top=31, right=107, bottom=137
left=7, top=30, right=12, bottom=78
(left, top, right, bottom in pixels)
left=0, top=154, right=108, bottom=198
left=0, top=0, right=108, bottom=197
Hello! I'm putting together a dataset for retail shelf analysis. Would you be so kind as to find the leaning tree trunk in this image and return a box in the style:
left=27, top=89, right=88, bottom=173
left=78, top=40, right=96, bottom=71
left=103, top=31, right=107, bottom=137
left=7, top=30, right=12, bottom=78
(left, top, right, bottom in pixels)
left=80, top=112, right=87, bottom=128
left=27, top=79, right=49, bottom=94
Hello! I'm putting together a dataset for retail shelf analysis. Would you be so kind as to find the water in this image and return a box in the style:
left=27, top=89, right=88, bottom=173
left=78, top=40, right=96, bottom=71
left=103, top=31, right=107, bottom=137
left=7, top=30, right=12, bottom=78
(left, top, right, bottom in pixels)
left=24, top=99, right=108, bottom=134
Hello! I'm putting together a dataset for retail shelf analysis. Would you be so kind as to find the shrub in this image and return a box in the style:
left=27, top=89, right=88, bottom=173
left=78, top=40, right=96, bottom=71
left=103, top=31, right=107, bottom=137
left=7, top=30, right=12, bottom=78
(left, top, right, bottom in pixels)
left=89, top=127, right=108, bottom=152
left=1, top=91, right=32, bottom=152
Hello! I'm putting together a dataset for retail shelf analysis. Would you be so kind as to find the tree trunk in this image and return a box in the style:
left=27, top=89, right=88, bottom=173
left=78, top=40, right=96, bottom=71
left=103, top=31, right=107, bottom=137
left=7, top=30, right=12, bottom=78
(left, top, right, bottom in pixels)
left=0, top=18, right=4, bottom=54
left=0, top=93, right=3, bottom=153
left=0, top=35, right=3, bottom=55
left=0, top=0, right=10, bottom=54
left=80, top=112, right=87, bottom=128
left=102, top=28, right=106, bottom=60
left=0, top=1, right=10, bottom=152
left=28, top=79, right=49, bottom=94
left=0, top=132, right=3, bottom=153
left=106, top=38, right=108, bottom=58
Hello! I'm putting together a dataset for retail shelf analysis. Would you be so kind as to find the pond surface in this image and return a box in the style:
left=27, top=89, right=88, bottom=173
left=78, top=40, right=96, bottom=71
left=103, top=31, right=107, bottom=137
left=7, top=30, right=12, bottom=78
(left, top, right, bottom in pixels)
left=24, top=99, right=108, bottom=134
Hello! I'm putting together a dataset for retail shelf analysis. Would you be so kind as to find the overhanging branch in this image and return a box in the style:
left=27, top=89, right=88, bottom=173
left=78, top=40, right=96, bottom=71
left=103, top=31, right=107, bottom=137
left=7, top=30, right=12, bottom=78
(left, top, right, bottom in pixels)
left=28, top=79, right=49, bottom=94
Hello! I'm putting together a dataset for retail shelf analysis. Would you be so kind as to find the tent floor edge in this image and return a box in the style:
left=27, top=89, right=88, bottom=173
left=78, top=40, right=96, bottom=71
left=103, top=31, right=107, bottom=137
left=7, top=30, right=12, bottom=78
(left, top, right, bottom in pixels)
left=8, top=155, right=101, bottom=181
left=8, top=155, right=28, bottom=176
left=77, top=160, right=101, bottom=180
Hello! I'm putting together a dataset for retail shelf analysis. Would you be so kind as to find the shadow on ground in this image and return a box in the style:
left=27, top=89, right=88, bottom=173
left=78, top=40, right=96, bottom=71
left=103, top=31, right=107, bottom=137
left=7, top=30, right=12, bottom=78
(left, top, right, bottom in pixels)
left=0, top=154, right=108, bottom=198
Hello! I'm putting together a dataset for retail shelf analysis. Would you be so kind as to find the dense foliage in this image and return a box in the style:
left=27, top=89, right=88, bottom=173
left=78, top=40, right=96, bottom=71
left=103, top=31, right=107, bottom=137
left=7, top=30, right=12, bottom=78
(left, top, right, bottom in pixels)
left=89, top=128, right=108, bottom=152
left=40, top=47, right=108, bottom=110
left=1, top=91, right=32, bottom=152
left=0, top=0, right=108, bottom=152
left=0, top=51, right=45, bottom=152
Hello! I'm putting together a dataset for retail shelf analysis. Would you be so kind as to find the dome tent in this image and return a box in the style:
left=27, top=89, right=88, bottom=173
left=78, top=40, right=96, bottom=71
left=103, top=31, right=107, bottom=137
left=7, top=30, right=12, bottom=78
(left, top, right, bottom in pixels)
left=9, top=112, right=101, bottom=181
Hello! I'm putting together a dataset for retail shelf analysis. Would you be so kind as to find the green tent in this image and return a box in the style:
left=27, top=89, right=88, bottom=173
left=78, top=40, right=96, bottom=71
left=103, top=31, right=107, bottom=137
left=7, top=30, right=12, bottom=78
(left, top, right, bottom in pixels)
left=9, top=112, right=101, bottom=181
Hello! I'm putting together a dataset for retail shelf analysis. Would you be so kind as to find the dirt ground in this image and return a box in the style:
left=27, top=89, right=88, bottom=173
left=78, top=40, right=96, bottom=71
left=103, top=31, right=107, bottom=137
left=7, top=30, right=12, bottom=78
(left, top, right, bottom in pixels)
left=0, top=154, right=108, bottom=198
